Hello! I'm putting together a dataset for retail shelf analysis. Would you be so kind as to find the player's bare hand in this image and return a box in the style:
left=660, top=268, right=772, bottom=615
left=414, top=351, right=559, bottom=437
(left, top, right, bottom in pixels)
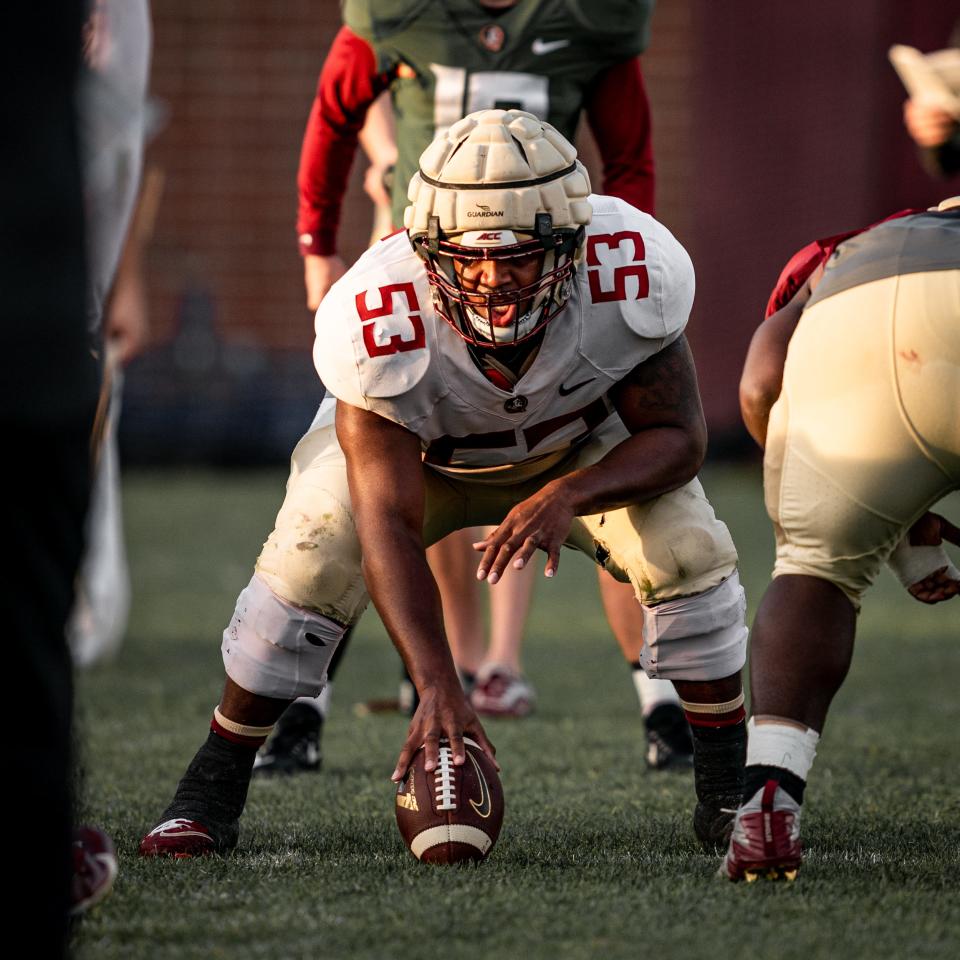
left=905, top=512, right=960, bottom=604
left=304, top=254, right=347, bottom=312
left=903, top=99, right=958, bottom=148
left=909, top=566, right=960, bottom=604
left=105, top=263, right=149, bottom=365
left=473, top=483, right=574, bottom=583
left=391, top=682, right=497, bottom=782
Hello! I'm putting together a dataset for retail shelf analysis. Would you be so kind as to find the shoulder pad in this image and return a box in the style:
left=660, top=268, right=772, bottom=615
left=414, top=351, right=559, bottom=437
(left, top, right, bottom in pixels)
left=562, top=0, right=653, bottom=49
left=342, top=0, right=434, bottom=43
left=581, top=196, right=694, bottom=344
left=313, top=234, right=433, bottom=409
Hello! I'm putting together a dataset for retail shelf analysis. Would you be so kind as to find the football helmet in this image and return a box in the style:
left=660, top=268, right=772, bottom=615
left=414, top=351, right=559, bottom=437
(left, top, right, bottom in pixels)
left=404, top=109, right=592, bottom=347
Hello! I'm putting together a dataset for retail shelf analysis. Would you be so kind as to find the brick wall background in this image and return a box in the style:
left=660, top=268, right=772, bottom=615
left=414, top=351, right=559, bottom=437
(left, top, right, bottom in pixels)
left=122, top=0, right=959, bottom=463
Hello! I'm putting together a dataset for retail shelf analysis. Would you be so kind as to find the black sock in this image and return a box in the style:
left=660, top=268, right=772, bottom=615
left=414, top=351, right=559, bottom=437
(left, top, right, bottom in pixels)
left=743, top=764, right=806, bottom=805
left=690, top=720, right=747, bottom=808
left=163, top=729, right=257, bottom=826
left=280, top=701, right=324, bottom=730
left=646, top=701, right=684, bottom=725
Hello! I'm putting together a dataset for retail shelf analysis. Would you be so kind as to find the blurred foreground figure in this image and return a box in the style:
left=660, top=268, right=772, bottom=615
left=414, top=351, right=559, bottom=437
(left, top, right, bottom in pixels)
left=140, top=111, right=748, bottom=859
left=723, top=200, right=960, bottom=882
left=64, top=0, right=155, bottom=922
left=2, top=4, right=99, bottom=952
left=69, top=0, right=153, bottom=666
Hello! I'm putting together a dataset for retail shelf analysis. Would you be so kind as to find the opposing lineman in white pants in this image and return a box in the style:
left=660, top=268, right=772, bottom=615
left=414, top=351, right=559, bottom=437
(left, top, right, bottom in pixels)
left=722, top=198, right=960, bottom=882
left=140, top=109, right=749, bottom=858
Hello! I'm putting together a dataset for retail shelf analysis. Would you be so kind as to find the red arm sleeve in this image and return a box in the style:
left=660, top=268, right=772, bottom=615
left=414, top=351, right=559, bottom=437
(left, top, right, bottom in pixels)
left=763, top=209, right=921, bottom=318
left=585, top=56, right=655, bottom=215
left=763, top=240, right=835, bottom=319
left=296, top=27, right=391, bottom=257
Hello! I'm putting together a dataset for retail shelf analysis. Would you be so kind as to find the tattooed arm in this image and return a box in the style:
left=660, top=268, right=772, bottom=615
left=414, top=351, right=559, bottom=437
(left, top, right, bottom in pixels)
left=474, top=335, right=707, bottom=582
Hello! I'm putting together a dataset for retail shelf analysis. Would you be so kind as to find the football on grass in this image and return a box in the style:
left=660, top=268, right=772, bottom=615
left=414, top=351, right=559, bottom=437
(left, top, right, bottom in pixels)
left=395, top=737, right=504, bottom=864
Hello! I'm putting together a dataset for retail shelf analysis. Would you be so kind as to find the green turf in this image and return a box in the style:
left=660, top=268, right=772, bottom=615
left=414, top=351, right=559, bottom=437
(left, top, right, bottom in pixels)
left=73, top=466, right=960, bottom=959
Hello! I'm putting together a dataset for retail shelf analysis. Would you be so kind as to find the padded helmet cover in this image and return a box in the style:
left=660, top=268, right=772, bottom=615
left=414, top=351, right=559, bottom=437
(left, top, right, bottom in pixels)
left=404, top=109, right=592, bottom=346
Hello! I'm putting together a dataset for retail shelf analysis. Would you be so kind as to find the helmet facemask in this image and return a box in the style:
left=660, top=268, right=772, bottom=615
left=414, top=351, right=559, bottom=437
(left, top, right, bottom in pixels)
left=414, top=213, right=584, bottom=348
left=404, top=109, right=593, bottom=348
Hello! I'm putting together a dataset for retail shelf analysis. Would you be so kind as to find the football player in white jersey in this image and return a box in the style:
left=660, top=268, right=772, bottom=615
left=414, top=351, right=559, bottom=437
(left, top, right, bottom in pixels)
left=140, top=110, right=749, bottom=858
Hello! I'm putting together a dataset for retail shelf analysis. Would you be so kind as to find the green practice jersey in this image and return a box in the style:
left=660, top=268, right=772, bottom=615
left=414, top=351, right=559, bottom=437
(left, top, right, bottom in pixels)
left=343, top=0, right=655, bottom=226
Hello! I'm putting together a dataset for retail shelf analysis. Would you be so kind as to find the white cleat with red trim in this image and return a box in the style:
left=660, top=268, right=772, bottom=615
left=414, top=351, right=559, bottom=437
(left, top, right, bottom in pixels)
left=719, top=779, right=803, bottom=882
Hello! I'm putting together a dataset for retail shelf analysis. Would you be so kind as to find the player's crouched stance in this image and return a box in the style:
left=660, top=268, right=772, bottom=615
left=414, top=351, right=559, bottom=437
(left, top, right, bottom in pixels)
left=721, top=200, right=960, bottom=882
left=140, top=110, right=749, bottom=859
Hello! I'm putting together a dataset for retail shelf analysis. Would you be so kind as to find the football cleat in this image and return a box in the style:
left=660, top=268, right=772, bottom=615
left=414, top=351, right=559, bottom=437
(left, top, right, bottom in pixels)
left=644, top=703, right=694, bottom=771
left=139, top=729, right=255, bottom=857
left=719, top=779, right=803, bottom=882
left=138, top=816, right=238, bottom=858
left=70, top=826, right=118, bottom=915
left=252, top=703, right=323, bottom=777
left=470, top=663, right=535, bottom=718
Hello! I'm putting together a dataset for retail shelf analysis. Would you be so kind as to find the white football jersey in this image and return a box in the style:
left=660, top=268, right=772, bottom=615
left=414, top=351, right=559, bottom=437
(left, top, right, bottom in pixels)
left=314, top=196, right=694, bottom=476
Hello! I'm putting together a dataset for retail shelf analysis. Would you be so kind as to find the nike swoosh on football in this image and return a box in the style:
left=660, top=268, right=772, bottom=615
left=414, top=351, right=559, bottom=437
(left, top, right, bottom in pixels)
left=467, top=752, right=492, bottom=818
left=531, top=37, right=570, bottom=55
left=558, top=377, right=595, bottom=396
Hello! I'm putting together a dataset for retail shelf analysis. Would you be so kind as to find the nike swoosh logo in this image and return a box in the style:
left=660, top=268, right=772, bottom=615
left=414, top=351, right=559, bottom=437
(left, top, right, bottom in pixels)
left=558, top=377, right=595, bottom=396
left=148, top=819, right=210, bottom=839
left=531, top=37, right=570, bottom=55
left=467, top=752, right=492, bottom=818
left=305, top=632, right=327, bottom=647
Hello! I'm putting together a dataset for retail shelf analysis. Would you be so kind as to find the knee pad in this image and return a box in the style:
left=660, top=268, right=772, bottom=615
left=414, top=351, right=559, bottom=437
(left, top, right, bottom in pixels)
left=639, top=570, right=747, bottom=681
left=622, top=480, right=740, bottom=602
left=222, top=574, right=348, bottom=700
left=255, top=482, right=369, bottom=623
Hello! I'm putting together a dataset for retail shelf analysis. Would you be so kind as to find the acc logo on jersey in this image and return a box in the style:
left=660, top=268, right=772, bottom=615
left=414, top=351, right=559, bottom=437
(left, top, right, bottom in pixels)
left=355, top=282, right=426, bottom=358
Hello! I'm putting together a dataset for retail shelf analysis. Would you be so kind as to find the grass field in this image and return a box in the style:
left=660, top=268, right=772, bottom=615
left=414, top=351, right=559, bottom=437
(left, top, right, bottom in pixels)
left=73, top=465, right=960, bottom=960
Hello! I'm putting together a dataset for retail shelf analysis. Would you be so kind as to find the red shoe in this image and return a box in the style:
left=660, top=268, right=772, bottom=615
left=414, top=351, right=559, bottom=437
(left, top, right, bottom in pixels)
left=70, top=826, right=118, bottom=915
left=138, top=817, right=228, bottom=858
left=719, top=779, right=803, bottom=882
